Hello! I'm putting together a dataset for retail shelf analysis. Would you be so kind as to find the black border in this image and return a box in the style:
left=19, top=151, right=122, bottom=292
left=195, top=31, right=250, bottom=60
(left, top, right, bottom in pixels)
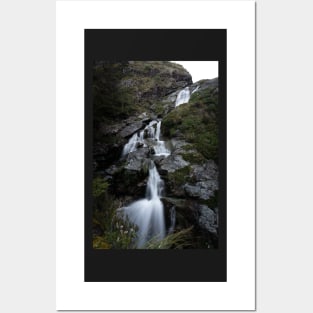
left=85, top=29, right=227, bottom=282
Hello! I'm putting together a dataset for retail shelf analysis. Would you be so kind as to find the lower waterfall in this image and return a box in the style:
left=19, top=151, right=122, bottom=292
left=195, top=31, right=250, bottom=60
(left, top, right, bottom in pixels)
left=122, top=161, right=166, bottom=247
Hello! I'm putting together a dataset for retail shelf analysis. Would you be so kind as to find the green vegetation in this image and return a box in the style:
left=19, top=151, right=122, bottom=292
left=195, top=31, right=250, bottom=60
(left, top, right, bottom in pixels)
left=167, top=166, right=191, bottom=186
left=144, top=227, right=193, bottom=249
left=153, top=101, right=166, bottom=116
left=181, top=151, right=206, bottom=164
left=92, top=176, right=138, bottom=249
left=93, top=62, right=139, bottom=123
left=93, top=61, right=192, bottom=128
left=162, top=86, right=218, bottom=162
left=92, top=177, right=109, bottom=198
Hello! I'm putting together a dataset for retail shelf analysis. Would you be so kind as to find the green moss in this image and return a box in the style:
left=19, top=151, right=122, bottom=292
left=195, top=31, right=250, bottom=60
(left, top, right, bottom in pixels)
left=153, top=101, right=165, bottom=116
left=168, top=166, right=191, bottom=186
left=92, top=177, right=109, bottom=198
left=162, top=86, right=218, bottom=162
left=181, top=152, right=205, bottom=164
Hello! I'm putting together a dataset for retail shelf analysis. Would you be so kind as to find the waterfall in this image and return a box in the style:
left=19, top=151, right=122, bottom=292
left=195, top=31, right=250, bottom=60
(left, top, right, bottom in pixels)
left=175, top=86, right=190, bottom=107
left=155, top=120, right=161, bottom=140
left=121, top=132, right=140, bottom=157
left=122, top=120, right=170, bottom=158
left=122, top=161, right=166, bottom=247
left=148, top=120, right=157, bottom=138
left=120, top=118, right=174, bottom=247
left=154, top=121, right=170, bottom=156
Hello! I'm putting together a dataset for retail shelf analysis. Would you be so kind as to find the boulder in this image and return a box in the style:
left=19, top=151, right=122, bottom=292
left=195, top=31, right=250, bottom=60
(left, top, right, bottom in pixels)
left=158, top=155, right=190, bottom=174
left=182, top=161, right=218, bottom=200
left=184, top=181, right=217, bottom=200
left=119, top=121, right=145, bottom=138
left=124, top=148, right=150, bottom=172
left=191, top=160, right=218, bottom=181
left=198, top=205, right=218, bottom=234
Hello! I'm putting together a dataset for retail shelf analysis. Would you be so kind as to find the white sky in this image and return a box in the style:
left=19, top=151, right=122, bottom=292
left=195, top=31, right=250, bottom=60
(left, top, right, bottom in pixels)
left=171, top=61, right=218, bottom=83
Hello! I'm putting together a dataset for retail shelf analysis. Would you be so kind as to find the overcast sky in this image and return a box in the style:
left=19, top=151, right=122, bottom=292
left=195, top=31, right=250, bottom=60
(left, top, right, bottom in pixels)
left=171, top=61, right=218, bottom=83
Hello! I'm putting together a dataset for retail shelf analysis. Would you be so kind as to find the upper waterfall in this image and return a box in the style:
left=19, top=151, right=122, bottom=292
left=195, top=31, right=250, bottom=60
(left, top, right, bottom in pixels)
left=175, top=87, right=191, bottom=107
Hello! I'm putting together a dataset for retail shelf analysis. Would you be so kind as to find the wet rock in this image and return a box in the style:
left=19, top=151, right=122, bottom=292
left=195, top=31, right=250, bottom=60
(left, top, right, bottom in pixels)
left=162, top=197, right=197, bottom=230
left=124, top=148, right=150, bottom=171
left=171, top=139, right=189, bottom=150
left=191, top=160, right=218, bottom=181
left=159, top=155, right=189, bottom=174
left=105, top=165, right=119, bottom=175
left=198, top=205, right=218, bottom=234
left=119, top=121, right=145, bottom=138
left=182, top=161, right=218, bottom=200
left=138, top=112, right=148, bottom=119
left=184, top=181, right=217, bottom=200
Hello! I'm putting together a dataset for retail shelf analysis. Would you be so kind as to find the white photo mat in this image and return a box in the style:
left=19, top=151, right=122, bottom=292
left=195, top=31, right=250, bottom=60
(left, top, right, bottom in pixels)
left=56, top=0, right=255, bottom=310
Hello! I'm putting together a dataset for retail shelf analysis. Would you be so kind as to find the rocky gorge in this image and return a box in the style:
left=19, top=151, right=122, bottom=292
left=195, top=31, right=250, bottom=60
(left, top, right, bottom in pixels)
left=92, top=61, right=219, bottom=249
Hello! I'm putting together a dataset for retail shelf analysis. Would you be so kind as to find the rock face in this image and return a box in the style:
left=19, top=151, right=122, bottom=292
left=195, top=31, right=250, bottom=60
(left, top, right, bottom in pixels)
left=92, top=61, right=219, bottom=249
left=158, top=155, right=190, bottom=174
left=119, top=121, right=145, bottom=138
left=198, top=205, right=218, bottom=234
left=184, top=161, right=218, bottom=200
left=124, top=148, right=150, bottom=171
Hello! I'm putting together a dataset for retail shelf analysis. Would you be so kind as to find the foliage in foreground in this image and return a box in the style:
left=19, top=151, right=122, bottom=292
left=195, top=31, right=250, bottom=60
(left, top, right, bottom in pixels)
left=92, top=177, right=138, bottom=249
left=144, top=227, right=193, bottom=249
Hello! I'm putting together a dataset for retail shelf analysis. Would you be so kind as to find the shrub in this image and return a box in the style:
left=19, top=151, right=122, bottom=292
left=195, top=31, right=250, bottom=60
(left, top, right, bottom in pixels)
left=144, top=227, right=193, bottom=249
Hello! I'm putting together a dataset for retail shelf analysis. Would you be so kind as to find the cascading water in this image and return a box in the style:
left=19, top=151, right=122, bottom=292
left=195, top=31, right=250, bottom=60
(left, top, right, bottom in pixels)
left=154, top=121, right=170, bottom=157
left=175, top=86, right=190, bottom=107
left=122, top=161, right=166, bottom=247
left=122, top=120, right=170, bottom=158
left=121, top=132, right=140, bottom=156
left=146, top=120, right=157, bottom=138
left=120, top=118, right=173, bottom=247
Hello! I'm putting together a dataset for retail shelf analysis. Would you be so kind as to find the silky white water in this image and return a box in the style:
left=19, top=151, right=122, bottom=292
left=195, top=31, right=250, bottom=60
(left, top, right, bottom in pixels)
left=122, top=162, right=166, bottom=247
left=122, top=120, right=170, bottom=157
left=121, top=133, right=140, bottom=156
left=120, top=119, right=172, bottom=247
left=175, top=87, right=190, bottom=107
left=154, top=121, right=170, bottom=156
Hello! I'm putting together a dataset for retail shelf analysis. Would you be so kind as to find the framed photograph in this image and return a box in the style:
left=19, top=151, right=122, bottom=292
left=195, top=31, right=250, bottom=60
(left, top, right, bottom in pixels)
left=57, top=1, right=255, bottom=310
left=85, top=30, right=226, bottom=283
